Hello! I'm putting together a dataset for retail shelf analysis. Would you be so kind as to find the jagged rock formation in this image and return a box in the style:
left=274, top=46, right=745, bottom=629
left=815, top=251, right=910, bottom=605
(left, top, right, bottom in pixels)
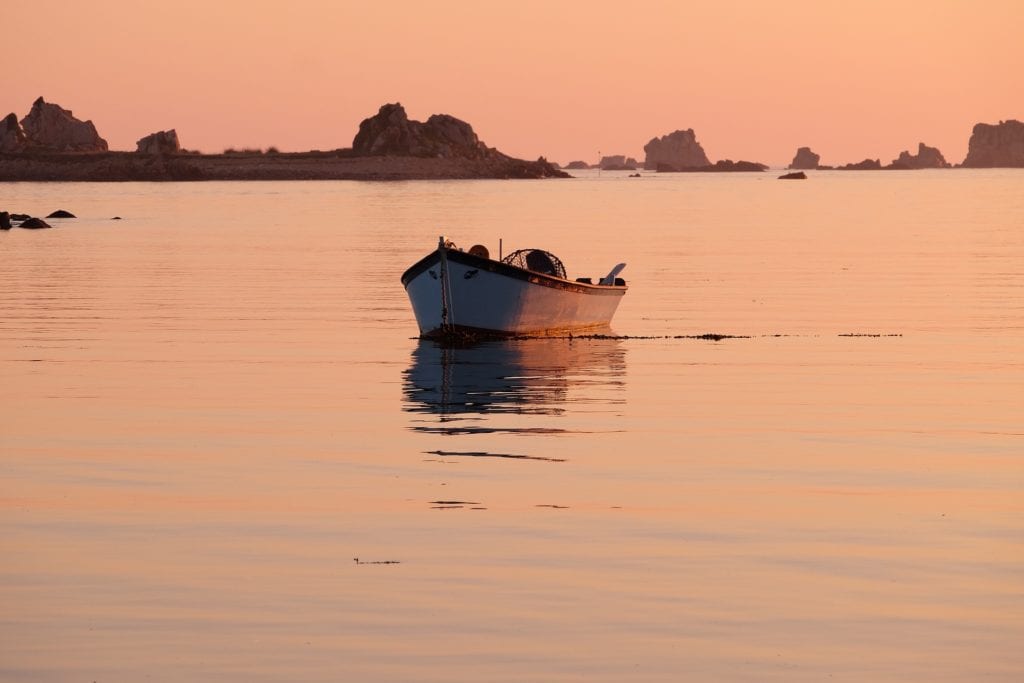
left=838, top=158, right=882, bottom=170
left=599, top=155, right=638, bottom=170
left=352, top=103, right=496, bottom=159
left=643, top=129, right=711, bottom=170
left=20, top=97, right=107, bottom=152
left=136, top=130, right=181, bottom=155
left=788, top=147, right=820, bottom=170
left=889, top=142, right=949, bottom=169
left=962, top=120, right=1024, bottom=167
left=1, top=113, right=29, bottom=152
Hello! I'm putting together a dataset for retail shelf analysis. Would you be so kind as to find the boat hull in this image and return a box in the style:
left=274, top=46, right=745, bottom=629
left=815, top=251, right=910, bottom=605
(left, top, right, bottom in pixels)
left=401, top=248, right=626, bottom=338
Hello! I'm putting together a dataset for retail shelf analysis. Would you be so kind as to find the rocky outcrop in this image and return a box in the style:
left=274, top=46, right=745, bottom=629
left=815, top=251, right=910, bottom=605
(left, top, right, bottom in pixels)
left=19, top=217, right=52, bottom=229
left=779, top=171, right=807, bottom=179
left=46, top=209, right=75, bottom=218
left=20, top=97, right=107, bottom=152
left=643, top=129, right=711, bottom=170
left=837, top=158, right=882, bottom=170
left=656, top=159, right=767, bottom=173
left=0, top=212, right=11, bottom=229
left=788, top=147, right=820, bottom=170
left=352, top=103, right=496, bottom=160
left=136, top=130, right=181, bottom=155
left=565, top=160, right=591, bottom=170
left=599, top=155, right=638, bottom=170
left=962, top=120, right=1024, bottom=167
left=888, top=142, right=949, bottom=169
left=1, top=113, right=29, bottom=152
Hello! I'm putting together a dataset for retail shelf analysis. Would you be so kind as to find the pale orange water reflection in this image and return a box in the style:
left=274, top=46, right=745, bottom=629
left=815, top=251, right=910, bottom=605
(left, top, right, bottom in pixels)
left=2, top=172, right=1022, bottom=681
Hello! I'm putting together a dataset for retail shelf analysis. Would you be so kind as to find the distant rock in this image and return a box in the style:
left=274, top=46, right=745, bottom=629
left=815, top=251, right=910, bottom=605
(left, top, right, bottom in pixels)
left=643, top=129, right=711, bottom=170
left=705, top=159, right=767, bottom=172
left=0, top=211, right=10, bottom=229
left=565, top=160, right=591, bottom=170
left=788, top=147, right=820, bottom=170
left=136, top=129, right=181, bottom=155
left=1, top=113, right=29, bottom=152
left=657, top=159, right=767, bottom=173
left=20, top=97, right=108, bottom=152
left=961, top=120, right=1024, bottom=167
left=888, top=142, right=949, bottom=169
left=599, top=154, right=638, bottom=170
left=19, top=217, right=52, bottom=229
left=46, top=209, right=76, bottom=218
left=352, top=103, right=494, bottom=160
left=837, top=158, right=882, bottom=170
left=779, top=171, right=807, bottom=179
left=10, top=213, right=30, bottom=221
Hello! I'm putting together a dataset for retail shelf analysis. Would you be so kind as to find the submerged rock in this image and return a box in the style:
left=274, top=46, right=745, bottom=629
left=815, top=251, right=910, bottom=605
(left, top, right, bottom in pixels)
left=778, top=171, right=807, bottom=179
left=19, top=217, right=52, bottom=229
left=46, top=209, right=76, bottom=218
left=0, top=211, right=11, bottom=229
left=961, top=120, right=1024, bottom=167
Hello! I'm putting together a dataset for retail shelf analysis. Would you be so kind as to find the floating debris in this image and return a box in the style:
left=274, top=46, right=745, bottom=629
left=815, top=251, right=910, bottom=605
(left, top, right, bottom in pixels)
left=535, top=504, right=569, bottom=509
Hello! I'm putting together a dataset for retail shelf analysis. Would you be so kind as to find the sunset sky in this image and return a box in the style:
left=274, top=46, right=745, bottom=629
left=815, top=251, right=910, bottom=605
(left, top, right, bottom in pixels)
left=6, top=0, right=1022, bottom=166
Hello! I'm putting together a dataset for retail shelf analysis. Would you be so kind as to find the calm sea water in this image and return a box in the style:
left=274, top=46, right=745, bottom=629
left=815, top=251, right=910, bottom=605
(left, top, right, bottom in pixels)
left=2, top=171, right=1022, bottom=682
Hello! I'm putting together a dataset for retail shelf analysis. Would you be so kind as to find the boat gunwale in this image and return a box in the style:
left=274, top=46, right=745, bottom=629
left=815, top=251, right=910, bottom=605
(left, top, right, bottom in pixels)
left=400, top=247, right=627, bottom=296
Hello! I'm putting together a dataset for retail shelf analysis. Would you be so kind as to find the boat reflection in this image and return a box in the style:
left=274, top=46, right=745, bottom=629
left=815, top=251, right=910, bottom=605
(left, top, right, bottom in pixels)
left=402, top=337, right=626, bottom=419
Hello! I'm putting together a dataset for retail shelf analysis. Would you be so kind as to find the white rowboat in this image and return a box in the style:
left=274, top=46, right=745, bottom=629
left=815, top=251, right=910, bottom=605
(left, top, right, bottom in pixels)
left=401, top=237, right=627, bottom=339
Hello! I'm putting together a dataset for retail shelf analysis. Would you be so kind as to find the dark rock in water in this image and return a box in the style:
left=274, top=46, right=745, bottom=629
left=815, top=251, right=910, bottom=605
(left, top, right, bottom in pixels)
left=643, top=129, right=711, bottom=170
left=778, top=171, right=807, bottom=179
left=887, top=142, right=949, bottom=169
left=20, top=96, right=108, bottom=152
left=837, top=158, right=882, bottom=170
left=0, top=211, right=11, bottom=229
left=112, top=216, right=122, bottom=220
left=565, top=160, right=591, bottom=170
left=136, top=129, right=181, bottom=155
left=961, top=120, right=1024, bottom=167
left=629, top=172, right=641, bottom=177
left=1, top=112, right=29, bottom=152
left=10, top=213, right=30, bottom=221
left=19, top=217, right=52, bottom=229
left=46, top=209, right=76, bottom=218
left=788, top=147, right=820, bottom=170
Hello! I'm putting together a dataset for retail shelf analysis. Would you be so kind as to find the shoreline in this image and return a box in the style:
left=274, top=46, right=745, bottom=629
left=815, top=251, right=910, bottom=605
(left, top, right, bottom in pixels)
left=0, top=151, right=568, bottom=182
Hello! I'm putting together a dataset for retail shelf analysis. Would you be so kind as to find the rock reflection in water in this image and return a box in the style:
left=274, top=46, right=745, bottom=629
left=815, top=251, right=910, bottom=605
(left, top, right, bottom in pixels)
left=402, top=337, right=626, bottom=419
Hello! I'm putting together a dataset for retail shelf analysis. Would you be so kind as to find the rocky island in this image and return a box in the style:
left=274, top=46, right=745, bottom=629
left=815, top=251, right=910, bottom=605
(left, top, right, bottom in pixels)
left=961, top=120, right=1024, bottom=167
left=0, top=100, right=566, bottom=181
left=644, top=128, right=766, bottom=172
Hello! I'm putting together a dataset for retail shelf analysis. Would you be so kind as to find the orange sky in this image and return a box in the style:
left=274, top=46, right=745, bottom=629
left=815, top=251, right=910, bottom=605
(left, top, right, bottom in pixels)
left=5, top=0, right=1022, bottom=166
